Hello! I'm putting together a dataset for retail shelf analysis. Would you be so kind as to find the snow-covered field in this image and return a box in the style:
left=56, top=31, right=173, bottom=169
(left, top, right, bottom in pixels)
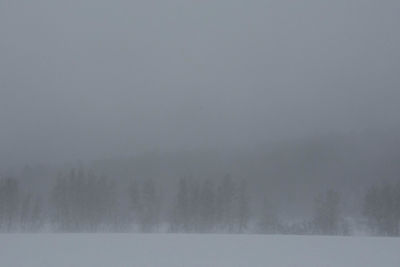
left=1, top=234, right=399, bottom=267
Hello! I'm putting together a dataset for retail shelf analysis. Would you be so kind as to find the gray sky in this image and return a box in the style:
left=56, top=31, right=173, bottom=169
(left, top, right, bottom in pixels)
left=1, top=0, right=399, bottom=166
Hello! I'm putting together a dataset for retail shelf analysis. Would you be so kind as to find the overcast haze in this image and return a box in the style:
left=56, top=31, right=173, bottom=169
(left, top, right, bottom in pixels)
left=1, top=0, right=400, bottom=167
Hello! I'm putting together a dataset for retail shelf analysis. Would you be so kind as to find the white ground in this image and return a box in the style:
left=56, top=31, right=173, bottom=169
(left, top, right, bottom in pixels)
left=1, top=234, right=399, bottom=267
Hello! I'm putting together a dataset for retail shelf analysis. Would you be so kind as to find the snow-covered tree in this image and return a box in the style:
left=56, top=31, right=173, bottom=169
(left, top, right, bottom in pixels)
left=363, top=182, right=400, bottom=236
left=312, top=189, right=340, bottom=235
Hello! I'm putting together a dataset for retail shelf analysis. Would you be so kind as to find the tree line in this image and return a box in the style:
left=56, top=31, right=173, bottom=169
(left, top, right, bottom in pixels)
left=0, top=168, right=399, bottom=235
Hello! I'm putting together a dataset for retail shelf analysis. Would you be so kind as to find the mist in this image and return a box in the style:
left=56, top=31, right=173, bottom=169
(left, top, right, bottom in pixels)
left=0, top=0, right=400, bottom=242
left=1, top=0, right=399, bottom=167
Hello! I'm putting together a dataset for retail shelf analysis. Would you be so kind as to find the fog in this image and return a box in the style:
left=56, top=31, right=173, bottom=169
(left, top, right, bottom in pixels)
left=1, top=0, right=399, bottom=167
left=0, top=1, right=400, bottom=235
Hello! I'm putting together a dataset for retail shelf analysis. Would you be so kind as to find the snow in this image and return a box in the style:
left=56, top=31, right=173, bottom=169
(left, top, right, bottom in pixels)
left=1, top=234, right=399, bottom=267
